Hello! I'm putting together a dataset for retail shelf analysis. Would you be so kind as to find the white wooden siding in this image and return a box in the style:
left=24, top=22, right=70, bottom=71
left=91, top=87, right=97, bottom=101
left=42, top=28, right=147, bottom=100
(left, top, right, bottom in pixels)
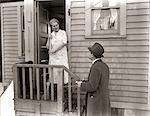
left=70, top=0, right=150, bottom=110
left=1, top=2, right=23, bottom=85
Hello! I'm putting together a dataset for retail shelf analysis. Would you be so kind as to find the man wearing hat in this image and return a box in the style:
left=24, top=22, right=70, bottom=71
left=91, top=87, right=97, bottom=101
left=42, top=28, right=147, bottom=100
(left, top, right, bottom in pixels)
left=76, top=42, right=110, bottom=116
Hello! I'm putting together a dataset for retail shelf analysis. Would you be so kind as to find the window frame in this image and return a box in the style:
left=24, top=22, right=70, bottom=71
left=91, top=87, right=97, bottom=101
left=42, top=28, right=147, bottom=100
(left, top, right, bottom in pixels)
left=85, top=0, right=126, bottom=39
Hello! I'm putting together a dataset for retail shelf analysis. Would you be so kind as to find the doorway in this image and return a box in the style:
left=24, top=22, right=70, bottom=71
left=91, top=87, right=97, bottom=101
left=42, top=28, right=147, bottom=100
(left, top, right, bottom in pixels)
left=36, top=0, right=66, bottom=64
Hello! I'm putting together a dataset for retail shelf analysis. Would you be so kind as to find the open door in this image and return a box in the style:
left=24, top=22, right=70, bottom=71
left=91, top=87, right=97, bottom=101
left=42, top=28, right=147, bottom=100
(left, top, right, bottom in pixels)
left=24, top=0, right=66, bottom=64
left=36, top=2, right=49, bottom=64
left=35, top=0, right=66, bottom=64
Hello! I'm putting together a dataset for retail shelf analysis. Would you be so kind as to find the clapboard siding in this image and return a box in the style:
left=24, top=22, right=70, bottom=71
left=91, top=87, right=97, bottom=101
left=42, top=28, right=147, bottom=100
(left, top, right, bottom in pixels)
left=73, top=73, right=148, bottom=83
left=71, top=7, right=84, bottom=13
left=71, top=19, right=85, bottom=25
left=127, top=22, right=149, bottom=28
left=71, top=46, right=149, bottom=52
left=71, top=67, right=148, bottom=75
left=127, top=34, right=149, bottom=40
left=71, top=51, right=149, bottom=58
left=110, top=97, right=147, bottom=104
left=71, top=13, right=85, bottom=19
left=1, top=2, right=23, bottom=85
left=127, top=0, right=149, bottom=3
left=71, top=24, right=85, bottom=30
left=70, top=0, right=150, bottom=109
left=71, top=62, right=148, bottom=69
left=71, top=1, right=85, bottom=8
left=71, top=40, right=149, bottom=45
left=71, top=57, right=149, bottom=63
left=127, top=2, right=149, bottom=9
left=110, top=86, right=148, bottom=92
left=127, top=28, right=149, bottom=35
left=127, top=9, right=150, bottom=16
left=127, top=15, right=149, bottom=22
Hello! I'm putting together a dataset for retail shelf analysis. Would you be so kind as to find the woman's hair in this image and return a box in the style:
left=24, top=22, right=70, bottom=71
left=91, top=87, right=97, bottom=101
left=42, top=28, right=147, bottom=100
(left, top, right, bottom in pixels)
left=49, top=18, right=60, bottom=25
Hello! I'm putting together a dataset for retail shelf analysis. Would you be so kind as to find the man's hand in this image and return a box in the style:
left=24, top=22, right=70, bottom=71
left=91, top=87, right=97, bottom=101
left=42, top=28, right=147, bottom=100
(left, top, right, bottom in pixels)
left=76, top=81, right=82, bottom=87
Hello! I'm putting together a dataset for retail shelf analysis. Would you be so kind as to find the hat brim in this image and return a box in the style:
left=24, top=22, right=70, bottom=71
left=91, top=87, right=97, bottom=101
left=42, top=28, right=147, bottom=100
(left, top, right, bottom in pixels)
left=88, top=47, right=92, bottom=52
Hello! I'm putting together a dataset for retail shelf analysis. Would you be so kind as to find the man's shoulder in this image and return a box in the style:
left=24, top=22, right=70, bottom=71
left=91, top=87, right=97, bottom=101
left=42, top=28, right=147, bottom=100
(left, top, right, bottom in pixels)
left=93, top=60, right=109, bottom=69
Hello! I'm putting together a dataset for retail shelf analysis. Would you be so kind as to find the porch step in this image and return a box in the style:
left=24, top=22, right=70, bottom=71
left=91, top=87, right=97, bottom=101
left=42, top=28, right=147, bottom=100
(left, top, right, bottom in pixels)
left=15, top=99, right=80, bottom=116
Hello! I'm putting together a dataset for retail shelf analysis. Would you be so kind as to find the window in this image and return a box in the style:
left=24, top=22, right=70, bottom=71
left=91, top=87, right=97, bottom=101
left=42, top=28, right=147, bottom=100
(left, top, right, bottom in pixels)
left=85, top=0, right=126, bottom=38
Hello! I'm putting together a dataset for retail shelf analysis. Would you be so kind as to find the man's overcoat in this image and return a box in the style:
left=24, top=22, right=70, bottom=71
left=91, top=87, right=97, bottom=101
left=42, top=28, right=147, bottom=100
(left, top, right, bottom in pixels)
left=81, top=59, right=110, bottom=116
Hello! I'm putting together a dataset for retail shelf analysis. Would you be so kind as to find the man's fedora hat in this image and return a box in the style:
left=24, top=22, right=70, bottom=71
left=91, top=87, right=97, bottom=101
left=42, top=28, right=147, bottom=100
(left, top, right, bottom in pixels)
left=88, top=42, right=104, bottom=58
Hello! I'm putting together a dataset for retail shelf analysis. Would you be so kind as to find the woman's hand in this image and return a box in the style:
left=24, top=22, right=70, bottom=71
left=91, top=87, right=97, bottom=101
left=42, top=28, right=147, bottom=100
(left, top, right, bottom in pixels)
left=51, top=43, right=67, bottom=54
left=49, top=49, right=56, bottom=54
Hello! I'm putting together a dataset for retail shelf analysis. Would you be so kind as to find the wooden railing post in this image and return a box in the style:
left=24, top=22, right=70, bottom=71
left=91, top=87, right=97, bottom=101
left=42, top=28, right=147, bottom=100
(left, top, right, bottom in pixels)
left=13, top=64, right=82, bottom=115
left=49, top=67, right=54, bottom=101
left=13, top=65, right=19, bottom=99
left=29, top=67, right=33, bottom=99
left=43, top=68, right=47, bottom=100
left=57, top=68, right=64, bottom=115
left=36, top=68, right=40, bottom=100
left=22, top=67, right=26, bottom=99
left=68, top=74, right=72, bottom=112
left=77, top=85, right=81, bottom=116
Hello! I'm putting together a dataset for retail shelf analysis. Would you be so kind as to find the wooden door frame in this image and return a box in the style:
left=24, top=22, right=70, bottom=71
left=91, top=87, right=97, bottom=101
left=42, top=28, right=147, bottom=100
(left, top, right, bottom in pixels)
left=66, top=0, right=71, bottom=67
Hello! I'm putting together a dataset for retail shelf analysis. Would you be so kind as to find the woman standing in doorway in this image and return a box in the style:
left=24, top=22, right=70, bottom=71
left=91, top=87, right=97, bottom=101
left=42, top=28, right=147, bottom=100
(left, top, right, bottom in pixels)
left=46, top=18, right=69, bottom=84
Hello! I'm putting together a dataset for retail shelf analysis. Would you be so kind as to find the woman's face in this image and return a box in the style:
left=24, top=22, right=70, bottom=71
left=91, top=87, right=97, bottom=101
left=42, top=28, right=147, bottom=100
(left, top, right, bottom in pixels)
left=51, top=22, right=59, bottom=32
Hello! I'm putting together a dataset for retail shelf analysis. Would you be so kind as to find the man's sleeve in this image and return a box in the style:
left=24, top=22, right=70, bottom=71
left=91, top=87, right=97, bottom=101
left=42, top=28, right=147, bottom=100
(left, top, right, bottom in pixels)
left=81, top=66, right=101, bottom=92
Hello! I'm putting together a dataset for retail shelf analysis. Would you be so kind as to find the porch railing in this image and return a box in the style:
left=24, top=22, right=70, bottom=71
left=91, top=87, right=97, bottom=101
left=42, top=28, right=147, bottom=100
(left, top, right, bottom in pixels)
left=13, top=64, right=84, bottom=115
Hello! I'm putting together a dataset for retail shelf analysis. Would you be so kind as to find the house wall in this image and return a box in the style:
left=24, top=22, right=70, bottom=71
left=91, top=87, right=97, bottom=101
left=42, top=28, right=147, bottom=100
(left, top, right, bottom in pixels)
left=69, top=0, right=150, bottom=111
left=1, top=2, right=23, bottom=86
left=124, top=109, right=150, bottom=116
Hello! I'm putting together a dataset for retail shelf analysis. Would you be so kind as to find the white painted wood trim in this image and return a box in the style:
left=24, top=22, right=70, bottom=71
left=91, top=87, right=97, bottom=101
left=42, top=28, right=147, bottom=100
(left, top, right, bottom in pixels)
left=24, top=0, right=35, bottom=62
left=66, top=0, right=71, bottom=67
left=120, top=0, right=126, bottom=36
left=85, top=0, right=126, bottom=37
left=0, top=83, right=4, bottom=96
left=85, top=0, right=92, bottom=36
left=17, top=5, right=22, bottom=57
left=148, top=0, right=150, bottom=105
left=0, top=2, right=23, bottom=7
left=1, top=5, right=5, bottom=85
left=36, top=1, right=40, bottom=64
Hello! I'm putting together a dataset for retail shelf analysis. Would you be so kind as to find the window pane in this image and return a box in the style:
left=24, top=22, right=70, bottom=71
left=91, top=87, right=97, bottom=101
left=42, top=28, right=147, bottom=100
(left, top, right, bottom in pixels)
left=92, top=8, right=119, bottom=32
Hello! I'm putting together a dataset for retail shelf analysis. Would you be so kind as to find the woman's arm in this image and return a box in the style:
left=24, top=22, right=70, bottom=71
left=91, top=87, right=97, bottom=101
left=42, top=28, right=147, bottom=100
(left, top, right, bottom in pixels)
left=46, top=34, right=52, bottom=49
left=46, top=38, right=50, bottom=49
left=50, top=31, right=67, bottom=54
left=51, top=43, right=67, bottom=53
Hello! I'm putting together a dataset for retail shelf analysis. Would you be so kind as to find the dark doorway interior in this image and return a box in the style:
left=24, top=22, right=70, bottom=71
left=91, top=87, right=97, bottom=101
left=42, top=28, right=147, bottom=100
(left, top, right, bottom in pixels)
left=37, top=0, right=65, bottom=63
left=40, top=0, right=65, bottom=30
